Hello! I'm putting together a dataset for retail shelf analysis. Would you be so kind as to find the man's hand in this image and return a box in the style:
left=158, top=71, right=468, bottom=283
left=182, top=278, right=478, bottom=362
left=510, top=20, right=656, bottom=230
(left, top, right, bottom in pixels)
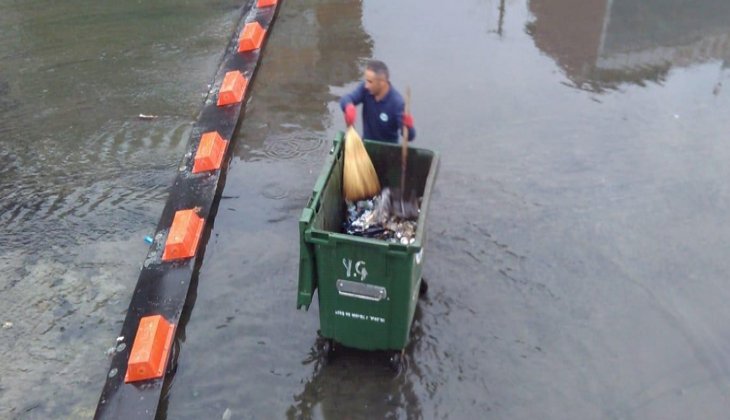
left=344, top=103, right=356, bottom=126
left=402, top=112, right=414, bottom=129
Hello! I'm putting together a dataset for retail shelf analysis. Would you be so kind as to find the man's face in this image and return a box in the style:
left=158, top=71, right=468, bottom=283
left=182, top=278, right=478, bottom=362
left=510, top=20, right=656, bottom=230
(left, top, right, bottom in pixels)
left=364, top=69, right=386, bottom=97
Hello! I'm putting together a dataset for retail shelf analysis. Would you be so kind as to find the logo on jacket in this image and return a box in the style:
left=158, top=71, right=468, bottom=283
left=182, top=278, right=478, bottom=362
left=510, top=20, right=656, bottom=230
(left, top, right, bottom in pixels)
left=379, top=112, right=388, bottom=122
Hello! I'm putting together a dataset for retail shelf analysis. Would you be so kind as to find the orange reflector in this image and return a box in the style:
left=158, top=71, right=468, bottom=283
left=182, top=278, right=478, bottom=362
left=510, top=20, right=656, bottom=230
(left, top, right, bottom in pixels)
left=125, top=315, right=175, bottom=383
left=238, top=21, right=266, bottom=52
left=217, top=70, right=248, bottom=107
left=192, top=131, right=228, bottom=173
left=162, top=209, right=205, bottom=261
left=257, top=0, right=277, bottom=7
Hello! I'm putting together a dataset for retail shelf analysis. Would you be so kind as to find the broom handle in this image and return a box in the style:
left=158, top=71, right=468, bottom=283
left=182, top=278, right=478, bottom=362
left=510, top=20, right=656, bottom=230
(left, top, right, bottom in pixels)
left=401, top=87, right=411, bottom=197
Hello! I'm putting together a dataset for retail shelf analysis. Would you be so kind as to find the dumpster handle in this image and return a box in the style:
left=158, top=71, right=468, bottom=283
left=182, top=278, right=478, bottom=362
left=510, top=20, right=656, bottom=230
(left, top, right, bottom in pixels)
left=309, top=230, right=330, bottom=245
left=336, top=279, right=387, bottom=302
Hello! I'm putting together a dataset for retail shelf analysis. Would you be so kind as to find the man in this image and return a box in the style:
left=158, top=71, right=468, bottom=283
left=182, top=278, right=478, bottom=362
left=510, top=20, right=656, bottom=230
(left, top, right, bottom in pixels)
left=340, top=60, right=415, bottom=143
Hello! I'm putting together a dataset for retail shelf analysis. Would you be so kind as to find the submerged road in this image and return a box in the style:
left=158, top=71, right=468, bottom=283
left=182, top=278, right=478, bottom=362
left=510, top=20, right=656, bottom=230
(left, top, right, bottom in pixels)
left=2, top=0, right=730, bottom=418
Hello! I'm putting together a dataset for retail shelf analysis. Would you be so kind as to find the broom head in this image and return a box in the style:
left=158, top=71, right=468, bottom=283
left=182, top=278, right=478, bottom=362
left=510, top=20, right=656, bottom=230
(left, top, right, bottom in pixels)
left=343, top=126, right=381, bottom=201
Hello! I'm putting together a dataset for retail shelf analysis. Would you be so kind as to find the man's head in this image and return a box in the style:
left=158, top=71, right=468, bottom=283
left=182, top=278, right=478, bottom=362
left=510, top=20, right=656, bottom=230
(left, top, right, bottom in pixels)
left=364, top=60, right=390, bottom=98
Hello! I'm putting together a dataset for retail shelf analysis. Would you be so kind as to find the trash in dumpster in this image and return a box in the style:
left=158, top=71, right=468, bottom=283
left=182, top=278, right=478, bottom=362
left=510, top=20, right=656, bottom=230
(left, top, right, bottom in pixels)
left=343, top=187, right=419, bottom=244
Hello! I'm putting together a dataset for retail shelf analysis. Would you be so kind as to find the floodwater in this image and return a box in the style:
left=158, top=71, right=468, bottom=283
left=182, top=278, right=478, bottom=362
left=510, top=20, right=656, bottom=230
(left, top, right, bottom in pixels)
left=2, top=0, right=730, bottom=418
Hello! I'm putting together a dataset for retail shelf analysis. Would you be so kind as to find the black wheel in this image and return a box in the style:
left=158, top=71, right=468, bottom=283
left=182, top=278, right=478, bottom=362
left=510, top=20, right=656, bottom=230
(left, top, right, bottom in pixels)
left=321, top=339, right=336, bottom=362
left=389, top=351, right=404, bottom=373
left=419, top=277, right=429, bottom=297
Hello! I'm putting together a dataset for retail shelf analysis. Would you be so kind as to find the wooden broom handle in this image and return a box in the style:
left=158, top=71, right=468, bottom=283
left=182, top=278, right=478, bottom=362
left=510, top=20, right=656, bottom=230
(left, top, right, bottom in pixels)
left=402, top=87, right=411, bottom=155
left=401, top=87, right=411, bottom=195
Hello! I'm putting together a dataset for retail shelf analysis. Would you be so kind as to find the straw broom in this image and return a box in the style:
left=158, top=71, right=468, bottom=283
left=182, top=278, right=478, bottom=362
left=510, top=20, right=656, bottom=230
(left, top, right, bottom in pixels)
left=343, top=126, right=381, bottom=202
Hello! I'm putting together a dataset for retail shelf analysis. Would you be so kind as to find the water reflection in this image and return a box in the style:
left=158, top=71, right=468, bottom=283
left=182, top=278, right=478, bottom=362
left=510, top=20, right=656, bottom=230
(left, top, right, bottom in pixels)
left=286, top=306, right=425, bottom=419
left=528, top=0, right=730, bottom=91
left=233, top=0, right=372, bottom=163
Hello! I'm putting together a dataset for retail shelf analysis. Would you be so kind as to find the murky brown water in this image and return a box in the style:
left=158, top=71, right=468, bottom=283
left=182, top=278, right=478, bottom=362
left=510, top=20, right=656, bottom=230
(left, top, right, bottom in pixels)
left=3, top=0, right=730, bottom=418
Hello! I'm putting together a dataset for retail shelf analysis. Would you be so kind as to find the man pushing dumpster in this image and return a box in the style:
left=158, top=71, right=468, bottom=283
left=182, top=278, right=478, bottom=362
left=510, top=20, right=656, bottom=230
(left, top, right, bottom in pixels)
left=339, top=59, right=421, bottom=243
left=336, top=59, right=431, bottom=299
left=296, top=116, right=439, bottom=371
left=340, top=60, right=415, bottom=144
left=296, top=61, right=438, bottom=370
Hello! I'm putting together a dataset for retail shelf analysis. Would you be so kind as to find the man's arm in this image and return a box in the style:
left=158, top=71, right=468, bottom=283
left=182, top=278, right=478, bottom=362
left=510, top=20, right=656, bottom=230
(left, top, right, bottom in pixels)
left=340, top=82, right=366, bottom=110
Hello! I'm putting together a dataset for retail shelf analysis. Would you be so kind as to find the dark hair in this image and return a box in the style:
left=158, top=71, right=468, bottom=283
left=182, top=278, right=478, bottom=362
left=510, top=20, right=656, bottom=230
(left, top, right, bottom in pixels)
left=366, top=60, right=389, bottom=80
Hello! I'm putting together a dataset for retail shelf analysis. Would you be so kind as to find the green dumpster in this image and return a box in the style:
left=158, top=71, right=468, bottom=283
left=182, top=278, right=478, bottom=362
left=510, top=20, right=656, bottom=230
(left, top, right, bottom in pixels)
left=297, top=131, right=439, bottom=356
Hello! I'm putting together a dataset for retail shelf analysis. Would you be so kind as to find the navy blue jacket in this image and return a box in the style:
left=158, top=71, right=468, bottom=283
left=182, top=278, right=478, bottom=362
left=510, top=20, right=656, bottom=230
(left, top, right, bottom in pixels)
left=340, top=82, right=416, bottom=143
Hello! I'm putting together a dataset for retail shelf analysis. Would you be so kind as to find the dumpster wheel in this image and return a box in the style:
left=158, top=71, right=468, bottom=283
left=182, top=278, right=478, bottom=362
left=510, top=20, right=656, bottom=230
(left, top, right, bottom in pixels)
left=419, top=277, right=429, bottom=297
left=321, top=338, right=337, bottom=363
left=389, top=350, right=405, bottom=373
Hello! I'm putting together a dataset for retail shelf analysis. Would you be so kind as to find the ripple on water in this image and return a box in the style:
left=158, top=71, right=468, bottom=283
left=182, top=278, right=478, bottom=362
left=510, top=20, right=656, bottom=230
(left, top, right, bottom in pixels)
left=1, top=118, right=193, bottom=251
left=260, top=181, right=289, bottom=200
left=262, top=131, right=324, bottom=161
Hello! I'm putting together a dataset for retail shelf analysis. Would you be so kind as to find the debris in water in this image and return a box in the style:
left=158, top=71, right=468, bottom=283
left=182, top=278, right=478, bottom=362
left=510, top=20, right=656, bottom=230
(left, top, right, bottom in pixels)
left=343, top=187, right=419, bottom=243
left=222, top=408, right=232, bottom=420
left=2, top=321, right=13, bottom=329
left=138, top=114, right=158, bottom=120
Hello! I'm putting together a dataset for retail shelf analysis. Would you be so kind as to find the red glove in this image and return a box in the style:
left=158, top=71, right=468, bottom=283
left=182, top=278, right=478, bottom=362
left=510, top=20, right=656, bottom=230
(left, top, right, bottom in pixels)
left=344, top=103, right=356, bottom=126
left=402, top=112, right=414, bottom=128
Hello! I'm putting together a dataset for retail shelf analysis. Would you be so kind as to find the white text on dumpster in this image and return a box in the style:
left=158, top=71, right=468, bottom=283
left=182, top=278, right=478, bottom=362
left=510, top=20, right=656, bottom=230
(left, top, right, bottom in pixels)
left=335, top=310, right=385, bottom=323
left=342, top=258, right=368, bottom=281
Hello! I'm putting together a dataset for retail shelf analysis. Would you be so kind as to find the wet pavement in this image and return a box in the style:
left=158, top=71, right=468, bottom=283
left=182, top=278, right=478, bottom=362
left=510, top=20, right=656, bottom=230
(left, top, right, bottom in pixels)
left=2, top=0, right=730, bottom=418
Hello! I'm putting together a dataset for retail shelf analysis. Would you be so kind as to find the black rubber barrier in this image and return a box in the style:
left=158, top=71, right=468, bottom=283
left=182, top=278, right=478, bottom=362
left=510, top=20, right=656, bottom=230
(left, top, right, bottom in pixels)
left=94, top=2, right=279, bottom=418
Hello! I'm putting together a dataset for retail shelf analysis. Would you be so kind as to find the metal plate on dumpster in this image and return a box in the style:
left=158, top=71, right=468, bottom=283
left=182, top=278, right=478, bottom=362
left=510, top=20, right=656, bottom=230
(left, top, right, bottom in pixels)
left=336, top=279, right=387, bottom=301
